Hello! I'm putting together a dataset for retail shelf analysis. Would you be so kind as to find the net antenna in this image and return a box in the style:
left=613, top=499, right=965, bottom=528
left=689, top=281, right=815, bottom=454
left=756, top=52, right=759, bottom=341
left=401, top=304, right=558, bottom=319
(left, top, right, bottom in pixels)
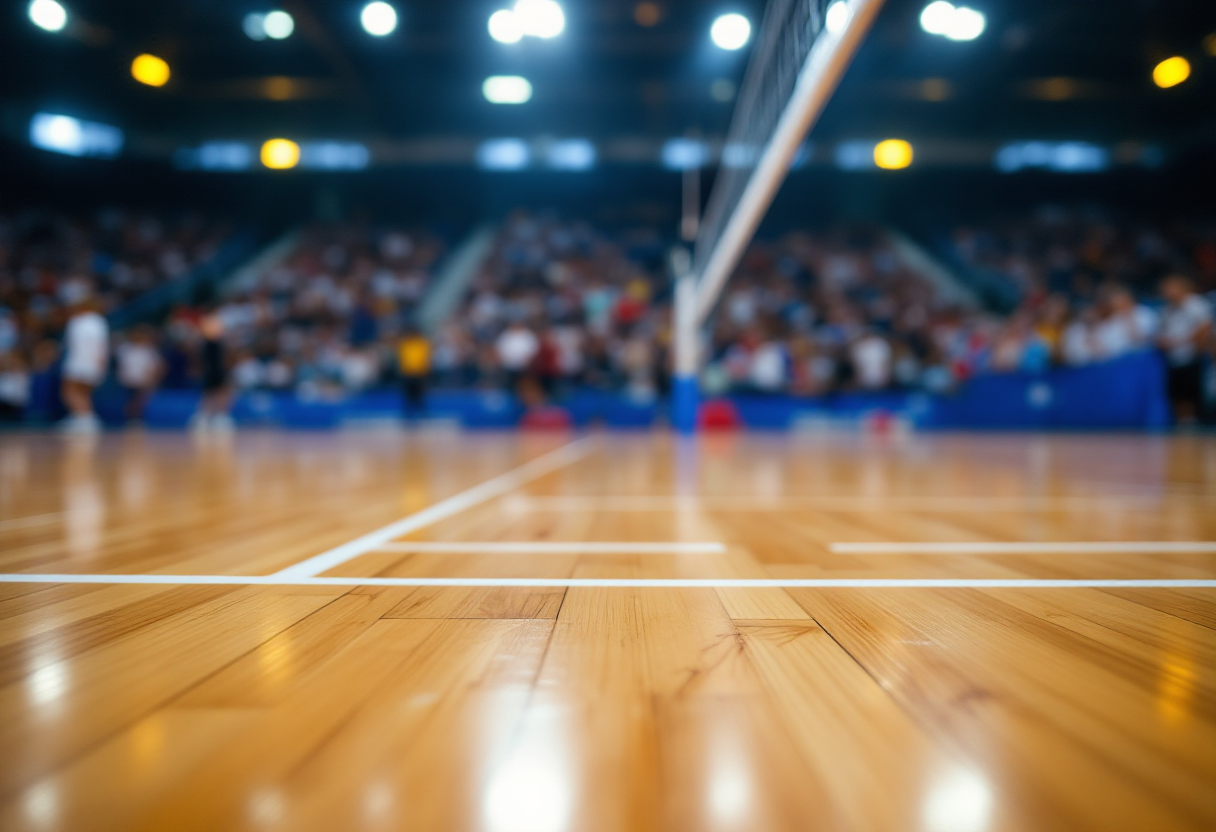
left=671, top=0, right=885, bottom=432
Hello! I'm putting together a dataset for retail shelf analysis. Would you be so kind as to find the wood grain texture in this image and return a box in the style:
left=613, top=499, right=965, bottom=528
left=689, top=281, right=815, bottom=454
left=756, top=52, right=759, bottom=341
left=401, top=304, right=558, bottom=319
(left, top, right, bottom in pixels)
left=0, top=430, right=1213, bottom=830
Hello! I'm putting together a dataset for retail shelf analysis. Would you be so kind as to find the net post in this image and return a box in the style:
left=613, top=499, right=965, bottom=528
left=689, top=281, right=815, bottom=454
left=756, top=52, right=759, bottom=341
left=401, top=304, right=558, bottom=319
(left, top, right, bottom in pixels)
left=671, top=248, right=699, bottom=434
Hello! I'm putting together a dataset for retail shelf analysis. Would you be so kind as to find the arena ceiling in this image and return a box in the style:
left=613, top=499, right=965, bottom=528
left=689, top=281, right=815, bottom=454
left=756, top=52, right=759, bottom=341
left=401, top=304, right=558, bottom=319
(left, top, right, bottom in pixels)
left=2, top=0, right=1213, bottom=154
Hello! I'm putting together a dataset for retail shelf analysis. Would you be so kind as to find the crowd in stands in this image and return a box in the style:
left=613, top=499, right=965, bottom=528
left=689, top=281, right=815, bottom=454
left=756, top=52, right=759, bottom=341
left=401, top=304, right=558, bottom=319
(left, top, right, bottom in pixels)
left=205, top=222, right=445, bottom=399
left=425, top=210, right=1214, bottom=406
left=0, top=205, right=1212, bottom=426
left=429, top=213, right=671, bottom=400
left=0, top=208, right=232, bottom=422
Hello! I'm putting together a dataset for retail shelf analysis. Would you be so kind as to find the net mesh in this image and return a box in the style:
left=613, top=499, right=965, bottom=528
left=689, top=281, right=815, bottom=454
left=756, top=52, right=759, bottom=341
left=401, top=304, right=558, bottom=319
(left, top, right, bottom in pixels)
left=692, top=0, right=832, bottom=277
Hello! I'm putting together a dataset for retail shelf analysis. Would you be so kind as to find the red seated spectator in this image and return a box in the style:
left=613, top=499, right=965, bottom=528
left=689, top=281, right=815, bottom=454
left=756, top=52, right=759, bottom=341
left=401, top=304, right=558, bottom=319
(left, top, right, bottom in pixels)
left=521, top=406, right=573, bottom=430
left=698, top=399, right=740, bottom=430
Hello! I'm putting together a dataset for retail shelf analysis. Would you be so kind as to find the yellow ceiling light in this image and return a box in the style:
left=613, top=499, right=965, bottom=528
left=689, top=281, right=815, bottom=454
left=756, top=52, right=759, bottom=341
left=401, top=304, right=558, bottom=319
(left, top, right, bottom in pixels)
left=874, top=139, right=913, bottom=170
left=260, top=138, right=300, bottom=169
left=1152, top=56, right=1190, bottom=89
left=131, top=54, right=170, bottom=87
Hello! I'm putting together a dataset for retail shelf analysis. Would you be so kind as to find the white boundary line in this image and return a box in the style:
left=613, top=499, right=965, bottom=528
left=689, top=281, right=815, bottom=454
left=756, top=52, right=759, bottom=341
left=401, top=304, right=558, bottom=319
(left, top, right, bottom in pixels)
left=502, top=496, right=1188, bottom=512
left=374, top=541, right=727, bottom=555
left=272, top=437, right=597, bottom=578
left=832, top=542, right=1216, bottom=555
left=0, top=574, right=1212, bottom=589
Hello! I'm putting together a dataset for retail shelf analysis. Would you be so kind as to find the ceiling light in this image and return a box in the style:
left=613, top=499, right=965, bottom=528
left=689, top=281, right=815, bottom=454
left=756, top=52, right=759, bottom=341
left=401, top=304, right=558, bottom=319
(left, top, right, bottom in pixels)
left=30, top=113, right=123, bottom=158
left=710, top=13, right=750, bottom=51
left=361, top=2, right=397, bottom=36
left=920, top=2, right=984, bottom=41
left=131, top=54, right=170, bottom=87
left=873, top=139, right=913, bottom=170
left=825, top=1, right=850, bottom=35
left=488, top=9, right=523, bottom=43
left=263, top=10, right=294, bottom=40
left=28, top=0, right=67, bottom=32
left=477, top=139, right=530, bottom=170
left=944, top=6, right=984, bottom=41
left=483, top=75, right=532, bottom=104
left=546, top=139, right=596, bottom=170
left=1152, top=56, right=1190, bottom=89
left=919, top=1, right=954, bottom=35
left=514, top=0, right=565, bottom=39
left=661, top=139, right=707, bottom=170
left=261, top=138, right=300, bottom=169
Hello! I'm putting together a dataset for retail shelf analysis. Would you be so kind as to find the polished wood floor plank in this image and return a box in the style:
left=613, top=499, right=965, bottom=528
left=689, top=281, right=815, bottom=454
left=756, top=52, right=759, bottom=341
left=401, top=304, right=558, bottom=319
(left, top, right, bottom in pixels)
left=380, top=585, right=566, bottom=619
left=0, top=586, right=342, bottom=795
left=1103, top=588, right=1216, bottom=631
left=793, top=588, right=1216, bottom=830
left=0, top=709, right=260, bottom=832
left=734, top=620, right=1019, bottom=831
left=134, top=618, right=553, bottom=832
left=176, top=586, right=412, bottom=708
left=0, top=431, right=1212, bottom=829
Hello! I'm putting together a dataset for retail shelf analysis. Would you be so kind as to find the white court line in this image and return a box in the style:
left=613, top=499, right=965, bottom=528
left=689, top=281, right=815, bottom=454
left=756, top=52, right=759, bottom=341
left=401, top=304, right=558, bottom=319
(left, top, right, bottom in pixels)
left=0, top=573, right=1212, bottom=589
left=831, top=541, right=1216, bottom=555
left=503, top=496, right=1176, bottom=512
left=0, top=513, right=64, bottom=532
left=375, top=541, right=727, bottom=554
left=272, top=437, right=597, bottom=579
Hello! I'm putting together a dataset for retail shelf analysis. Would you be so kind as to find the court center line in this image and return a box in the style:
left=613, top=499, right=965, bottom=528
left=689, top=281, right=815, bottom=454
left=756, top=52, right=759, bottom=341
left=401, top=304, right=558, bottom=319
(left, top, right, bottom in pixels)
left=831, top=542, right=1216, bottom=555
left=0, top=574, right=1212, bottom=589
left=271, top=436, right=598, bottom=579
left=374, top=541, right=727, bottom=554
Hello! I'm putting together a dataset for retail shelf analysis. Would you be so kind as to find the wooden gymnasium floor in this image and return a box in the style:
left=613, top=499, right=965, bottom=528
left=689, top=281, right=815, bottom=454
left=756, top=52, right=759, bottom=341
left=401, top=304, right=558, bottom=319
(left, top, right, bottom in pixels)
left=0, top=430, right=1214, bottom=832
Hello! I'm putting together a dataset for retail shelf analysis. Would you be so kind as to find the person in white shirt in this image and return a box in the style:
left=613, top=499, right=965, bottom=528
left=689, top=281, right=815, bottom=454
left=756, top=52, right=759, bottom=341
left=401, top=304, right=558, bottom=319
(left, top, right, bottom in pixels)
left=495, top=321, right=539, bottom=394
left=1094, top=287, right=1157, bottom=360
left=749, top=340, right=788, bottom=393
left=851, top=332, right=892, bottom=390
left=1157, top=275, right=1212, bottom=425
left=115, top=325, right=163, bottom=423
left=60, top=299, right=109, bottom=433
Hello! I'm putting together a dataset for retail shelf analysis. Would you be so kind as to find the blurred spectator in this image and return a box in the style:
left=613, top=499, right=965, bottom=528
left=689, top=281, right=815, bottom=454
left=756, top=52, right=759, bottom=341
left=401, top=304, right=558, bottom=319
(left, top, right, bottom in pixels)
left=60, top=297, right=109, bottom=433
left=115, top=324, right=163, bottom=422
left=0, top=351, right=29, bottom=422
left=1157, top=275, right=1212, bottom=425
left=1095, top=286, right=1157, bottom=360
left=496, top=321, right=539, bottom=394
left=192, top=313, right=233, bottom=432
left=397, top=324, right=431, bottom=419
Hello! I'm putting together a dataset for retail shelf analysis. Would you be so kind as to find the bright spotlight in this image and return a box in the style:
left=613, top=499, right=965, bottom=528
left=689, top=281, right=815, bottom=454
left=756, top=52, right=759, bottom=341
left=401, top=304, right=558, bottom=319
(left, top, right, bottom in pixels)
left=825, top=1, right=850, bottom=35
left=919, top=1, right=954, bottom=35
left=944, top=6, right=984, bottom=41
left=131, top=54, right=170, bottom=87
left=710, top=13, right=751, bottom=50
left=514, top=0, right=565, bottom=39
left=260, top=138, right=300, bottom=169
left=1152, top=56, right=1190, bottom=89
left=361, top=2, right=397, bottom=36
left=488, top=9, right=523, bottom=43
left=920, top=2, right=984, bottom=40
left=483, top=75, right=532, bottom=104
left=30, top=113, right=123, bottom=158
left=874, top=139, right=913, bottom=170
left=28, top=0, right=67, bottom=32
left=477, top=139, right=530, bottom=170
left=263, top=10, right=294, bottom=39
